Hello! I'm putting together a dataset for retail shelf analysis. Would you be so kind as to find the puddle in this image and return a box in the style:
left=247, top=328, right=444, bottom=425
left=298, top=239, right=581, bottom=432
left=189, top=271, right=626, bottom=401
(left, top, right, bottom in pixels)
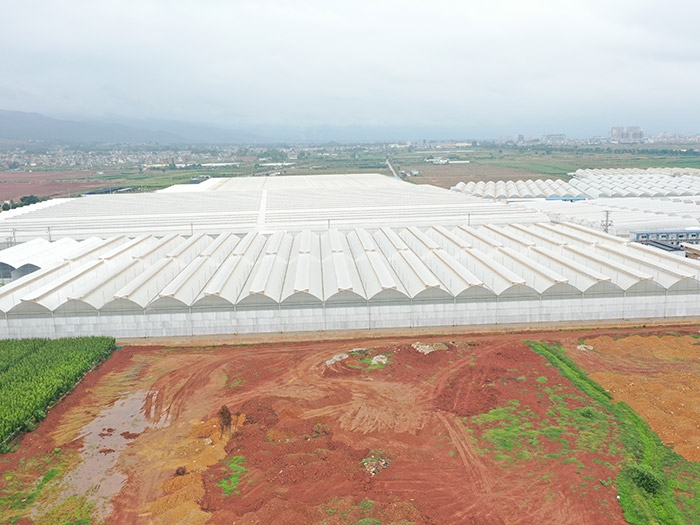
left=38, top=390, right=158, bottom=521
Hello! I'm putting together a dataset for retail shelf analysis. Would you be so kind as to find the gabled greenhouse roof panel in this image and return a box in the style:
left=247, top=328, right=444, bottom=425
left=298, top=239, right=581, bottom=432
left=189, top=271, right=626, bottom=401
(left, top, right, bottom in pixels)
left=0, top=222, right=696, bottom=316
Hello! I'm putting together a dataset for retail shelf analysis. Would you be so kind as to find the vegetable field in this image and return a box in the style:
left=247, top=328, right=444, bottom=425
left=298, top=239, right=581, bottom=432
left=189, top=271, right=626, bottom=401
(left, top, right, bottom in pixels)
left=0, top=337, right=116, bottom=451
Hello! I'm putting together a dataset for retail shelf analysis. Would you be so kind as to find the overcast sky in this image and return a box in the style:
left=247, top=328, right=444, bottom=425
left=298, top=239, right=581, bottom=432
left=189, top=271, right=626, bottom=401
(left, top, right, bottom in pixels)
left=2, top=0, right=700, bottom=139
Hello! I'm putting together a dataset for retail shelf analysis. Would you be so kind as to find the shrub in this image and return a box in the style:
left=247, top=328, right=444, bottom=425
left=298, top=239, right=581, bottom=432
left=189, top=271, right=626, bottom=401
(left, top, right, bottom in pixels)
left=627, top=463, right=664, bottom=495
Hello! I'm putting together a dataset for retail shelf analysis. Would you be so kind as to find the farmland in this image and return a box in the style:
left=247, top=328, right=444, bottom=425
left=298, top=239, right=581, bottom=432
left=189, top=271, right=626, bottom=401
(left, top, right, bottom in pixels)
left=4, top=142, right=700, bottom=200
left=0, top=337, right=116, bottom=452
left=0, top=171, right=118, bottom=201
left=2, top=325, right=700, bottom=524
left=389, top=146, right=700, bottom=189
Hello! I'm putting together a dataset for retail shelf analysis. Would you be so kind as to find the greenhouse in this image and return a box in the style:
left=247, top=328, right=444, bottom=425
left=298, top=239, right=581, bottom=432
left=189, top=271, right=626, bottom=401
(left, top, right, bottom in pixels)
left=0, top=221, right=698, bottom=338
left=1, top=172, right=699, bottom=339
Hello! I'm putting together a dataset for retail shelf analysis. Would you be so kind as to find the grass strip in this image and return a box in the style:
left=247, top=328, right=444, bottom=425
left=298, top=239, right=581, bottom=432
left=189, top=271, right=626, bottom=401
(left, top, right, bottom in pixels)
left=526, top=341, right=700, bottom=525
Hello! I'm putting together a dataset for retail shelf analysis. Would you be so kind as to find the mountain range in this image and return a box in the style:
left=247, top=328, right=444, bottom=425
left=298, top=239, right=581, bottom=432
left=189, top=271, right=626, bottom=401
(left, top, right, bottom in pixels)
left=0, top=110, right=266, bottom=145
left=0, top=110, right=479, bottom=145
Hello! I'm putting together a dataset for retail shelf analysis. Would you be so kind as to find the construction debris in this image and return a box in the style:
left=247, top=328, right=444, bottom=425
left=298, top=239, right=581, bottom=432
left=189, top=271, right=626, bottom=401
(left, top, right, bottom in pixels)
left=362, top=456, right=391, bottom=476
left=325, top=353, right=349, bottom=366
left=370, top=355, right=388, bottom=366
left=412, top=342, right=448, bottom=354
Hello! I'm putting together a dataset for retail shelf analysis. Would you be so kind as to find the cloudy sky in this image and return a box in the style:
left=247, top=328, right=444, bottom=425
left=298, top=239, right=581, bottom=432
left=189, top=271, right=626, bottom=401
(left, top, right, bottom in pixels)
left=2, top=0, right=699, bottom=139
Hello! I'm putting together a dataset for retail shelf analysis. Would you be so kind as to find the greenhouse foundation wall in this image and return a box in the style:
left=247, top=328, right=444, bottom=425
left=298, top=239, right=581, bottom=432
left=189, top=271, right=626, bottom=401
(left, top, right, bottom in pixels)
left=1, top=293, right=698, bottom=339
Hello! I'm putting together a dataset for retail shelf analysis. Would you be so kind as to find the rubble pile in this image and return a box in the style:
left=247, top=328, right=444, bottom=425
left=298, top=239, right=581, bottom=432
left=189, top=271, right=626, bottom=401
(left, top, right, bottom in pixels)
left=412, top=342, right=448, bottom=355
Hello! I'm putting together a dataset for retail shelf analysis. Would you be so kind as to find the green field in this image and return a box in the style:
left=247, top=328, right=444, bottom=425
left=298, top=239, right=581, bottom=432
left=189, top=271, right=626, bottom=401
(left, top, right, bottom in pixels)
left=0, top=337, right=116, bottom=452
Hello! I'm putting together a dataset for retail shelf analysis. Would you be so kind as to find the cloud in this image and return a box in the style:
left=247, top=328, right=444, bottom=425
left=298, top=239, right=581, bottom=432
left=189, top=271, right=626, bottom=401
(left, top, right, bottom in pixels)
left=2, top=0, right=699, bottom=137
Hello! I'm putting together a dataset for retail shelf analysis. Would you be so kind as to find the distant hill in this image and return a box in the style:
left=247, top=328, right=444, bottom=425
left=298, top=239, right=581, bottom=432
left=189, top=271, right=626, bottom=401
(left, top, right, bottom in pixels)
left=110, top=117, right=269, bottom=144
left=0, top=109, right=474, bottom=145
left=0, top=110, right=268, bottom=145
left=0, top=110, right=182, bottom=144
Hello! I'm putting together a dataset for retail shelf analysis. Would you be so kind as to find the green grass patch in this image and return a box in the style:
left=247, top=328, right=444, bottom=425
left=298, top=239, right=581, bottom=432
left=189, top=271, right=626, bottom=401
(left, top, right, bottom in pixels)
left=469, top=378, right=613, bottom=465
left=0, top=448, right=75, bottom=524
left=361, top=449, right=391, bottom=464
left=218, top=456, right=247, bottom=496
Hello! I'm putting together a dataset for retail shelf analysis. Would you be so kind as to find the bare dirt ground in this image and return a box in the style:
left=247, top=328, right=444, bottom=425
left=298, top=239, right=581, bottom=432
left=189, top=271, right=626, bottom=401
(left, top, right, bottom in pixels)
left=3, top=324, right=699, bottom=524
left=569, top=333, right=700, bottom=462
left=399, top=164, right=557, bottom=189
left=0, top=171, right=119, bottom=200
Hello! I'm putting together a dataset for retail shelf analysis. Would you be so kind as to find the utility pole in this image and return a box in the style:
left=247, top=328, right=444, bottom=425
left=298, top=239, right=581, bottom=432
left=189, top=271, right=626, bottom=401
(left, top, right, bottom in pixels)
left=602, top=211, right=612, bottom=234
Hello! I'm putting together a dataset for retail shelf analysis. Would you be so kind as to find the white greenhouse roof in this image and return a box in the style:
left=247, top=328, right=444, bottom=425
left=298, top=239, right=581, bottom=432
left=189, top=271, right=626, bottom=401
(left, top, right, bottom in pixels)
left=517, top=199, right=700, bottom=237
left=0, top=173, right=549, bottom=241
left=1, top=222, right=699, bottom=316
left=571, top=168, right=700, bottom=198
left=452, top=179, right=585, bottom=200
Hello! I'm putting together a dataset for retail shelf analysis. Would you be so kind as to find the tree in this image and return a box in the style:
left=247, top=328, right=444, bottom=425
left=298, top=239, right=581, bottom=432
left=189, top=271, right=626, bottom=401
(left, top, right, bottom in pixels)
left=218, top=405, right=232, bottom=438
left=19, top=195, right=41, bottom=206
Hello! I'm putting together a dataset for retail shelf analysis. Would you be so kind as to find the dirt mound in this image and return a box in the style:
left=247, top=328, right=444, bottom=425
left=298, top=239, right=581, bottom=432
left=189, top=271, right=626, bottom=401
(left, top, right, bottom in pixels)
left=206, top=415, right=370, bottom=520
left=236, top=398, right=279, bottom=428
left=434, top=364, right=506, bottom=417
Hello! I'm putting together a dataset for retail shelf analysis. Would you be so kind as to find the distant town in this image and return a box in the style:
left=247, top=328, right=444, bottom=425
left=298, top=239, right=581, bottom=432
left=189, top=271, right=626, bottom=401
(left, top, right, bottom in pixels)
left=1, top=127, right=700, bottom=172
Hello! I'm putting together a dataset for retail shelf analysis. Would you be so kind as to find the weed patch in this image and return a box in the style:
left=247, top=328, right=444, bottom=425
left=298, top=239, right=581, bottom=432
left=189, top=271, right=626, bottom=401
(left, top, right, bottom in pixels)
left=35, top=494, right=94, bottom=525
left=0, top=447, right=76, bottom=524
left=218, top=456, right=247, bottom=496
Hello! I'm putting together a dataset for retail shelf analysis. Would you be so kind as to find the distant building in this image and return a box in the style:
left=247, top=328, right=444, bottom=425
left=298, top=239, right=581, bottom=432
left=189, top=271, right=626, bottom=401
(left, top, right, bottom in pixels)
left=627, top=126, right=644, bottom=140
left=609, top=127, right=626, bottom=140
left=630, top=229, right=700, bottom=250
left=609, top=126, right=645, bottom=142
left=424, top=156, right=449, bottom=164
left=542, top=134, right=567, bottom=144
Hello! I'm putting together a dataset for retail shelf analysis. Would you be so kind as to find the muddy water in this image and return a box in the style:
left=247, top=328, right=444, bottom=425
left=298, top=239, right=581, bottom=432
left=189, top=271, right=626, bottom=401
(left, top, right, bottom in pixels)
left=42, top=390, right=155, bottom=520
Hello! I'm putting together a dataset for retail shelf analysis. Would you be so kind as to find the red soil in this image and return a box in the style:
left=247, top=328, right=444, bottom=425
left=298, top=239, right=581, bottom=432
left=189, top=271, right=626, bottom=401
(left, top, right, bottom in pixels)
left=0, top=170, right=119, bottom=200
left=4, top=324, right=698, bottom=524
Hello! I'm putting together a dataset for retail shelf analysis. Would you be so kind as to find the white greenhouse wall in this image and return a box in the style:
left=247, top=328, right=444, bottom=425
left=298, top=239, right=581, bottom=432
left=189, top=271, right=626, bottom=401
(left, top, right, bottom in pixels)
left=1, top=293, right=699, bottom=339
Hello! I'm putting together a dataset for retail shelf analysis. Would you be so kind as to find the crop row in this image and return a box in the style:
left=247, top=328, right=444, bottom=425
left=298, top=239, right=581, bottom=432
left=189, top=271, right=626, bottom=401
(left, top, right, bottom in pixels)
left=0, top=338, right=48, bottom=374
left=0, top=337, right=116, bottom=450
